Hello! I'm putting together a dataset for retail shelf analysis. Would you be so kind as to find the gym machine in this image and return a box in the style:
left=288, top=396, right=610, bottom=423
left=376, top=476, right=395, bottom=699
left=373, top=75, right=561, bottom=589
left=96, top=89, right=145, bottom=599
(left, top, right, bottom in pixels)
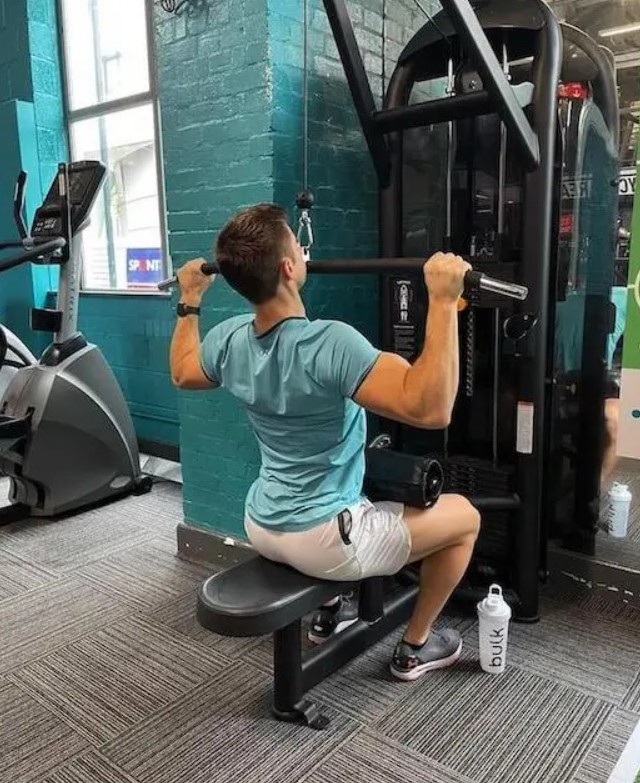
left=194, top=0, right=620, bottom=728
left=0, top=161, right=152, bottom=521
left=322, top=0, right=619, bottom=619
left=170, top=1, right=619, bottom=622
left=0, top=327, right=36, bottom=400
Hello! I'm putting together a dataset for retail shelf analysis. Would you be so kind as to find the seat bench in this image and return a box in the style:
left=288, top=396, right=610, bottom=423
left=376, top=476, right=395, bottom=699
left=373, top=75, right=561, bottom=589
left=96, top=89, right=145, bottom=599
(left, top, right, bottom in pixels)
left=197, top=556, right=418, bottom=728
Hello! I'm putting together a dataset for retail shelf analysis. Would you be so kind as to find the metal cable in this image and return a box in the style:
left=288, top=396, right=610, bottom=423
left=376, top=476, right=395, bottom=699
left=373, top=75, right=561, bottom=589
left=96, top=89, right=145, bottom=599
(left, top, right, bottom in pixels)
left=381, top=0, right=386, bottom=97
left=302, top=0, right=309, bottom=191
left=410, top=0, right=452, bottom=52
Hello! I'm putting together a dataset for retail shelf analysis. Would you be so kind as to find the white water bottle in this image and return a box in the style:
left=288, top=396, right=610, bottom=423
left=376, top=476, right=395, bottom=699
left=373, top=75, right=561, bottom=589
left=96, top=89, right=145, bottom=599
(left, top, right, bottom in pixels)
left=477, top=584, right=511, bottom=674
left=606, top=483, right=632, bottom=538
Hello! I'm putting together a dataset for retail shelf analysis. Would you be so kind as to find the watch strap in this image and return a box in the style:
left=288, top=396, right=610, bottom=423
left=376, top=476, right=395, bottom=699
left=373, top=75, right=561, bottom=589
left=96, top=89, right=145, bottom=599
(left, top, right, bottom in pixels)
left=177, top=302, right=201, bottom=317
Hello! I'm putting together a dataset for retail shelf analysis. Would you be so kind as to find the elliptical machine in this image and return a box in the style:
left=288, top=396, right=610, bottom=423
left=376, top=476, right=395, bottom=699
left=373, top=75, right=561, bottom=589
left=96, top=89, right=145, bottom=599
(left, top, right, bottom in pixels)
left=0, top=161, right=152, bottom=521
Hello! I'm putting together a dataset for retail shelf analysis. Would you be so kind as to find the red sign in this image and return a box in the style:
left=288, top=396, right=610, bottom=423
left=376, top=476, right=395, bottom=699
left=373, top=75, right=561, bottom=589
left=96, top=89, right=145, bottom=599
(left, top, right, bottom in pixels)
left=559, top=213, right=573, bottom=235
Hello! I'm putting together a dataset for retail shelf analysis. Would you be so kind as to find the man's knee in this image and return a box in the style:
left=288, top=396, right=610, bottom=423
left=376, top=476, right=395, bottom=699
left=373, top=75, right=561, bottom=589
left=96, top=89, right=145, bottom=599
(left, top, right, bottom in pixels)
left=450, top=494, right=481, bottom=540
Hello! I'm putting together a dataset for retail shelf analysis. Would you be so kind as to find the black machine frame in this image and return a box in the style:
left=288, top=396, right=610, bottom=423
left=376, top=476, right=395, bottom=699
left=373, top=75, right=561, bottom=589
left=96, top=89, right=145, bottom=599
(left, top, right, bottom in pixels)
left=321, top=0, right=619, bottom=621
left=323, top=0, right=563, bottom=621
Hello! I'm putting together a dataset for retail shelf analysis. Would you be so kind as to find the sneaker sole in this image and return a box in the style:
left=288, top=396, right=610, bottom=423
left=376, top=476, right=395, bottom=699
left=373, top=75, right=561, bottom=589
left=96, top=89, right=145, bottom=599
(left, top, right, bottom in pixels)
left=307, top=617, right=359, bottom=645
left=389, top=639, right=463, bottom=681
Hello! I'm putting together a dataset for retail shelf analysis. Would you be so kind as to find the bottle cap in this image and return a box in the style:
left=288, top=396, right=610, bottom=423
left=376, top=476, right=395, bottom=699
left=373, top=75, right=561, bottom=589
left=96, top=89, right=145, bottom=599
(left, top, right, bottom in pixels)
left=477, top=583, right=512, bottom=619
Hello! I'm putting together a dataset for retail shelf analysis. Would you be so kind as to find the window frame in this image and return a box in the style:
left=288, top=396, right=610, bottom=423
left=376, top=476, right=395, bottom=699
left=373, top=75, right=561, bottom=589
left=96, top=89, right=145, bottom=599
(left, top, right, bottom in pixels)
left=56, top=0, right=169, bottom=295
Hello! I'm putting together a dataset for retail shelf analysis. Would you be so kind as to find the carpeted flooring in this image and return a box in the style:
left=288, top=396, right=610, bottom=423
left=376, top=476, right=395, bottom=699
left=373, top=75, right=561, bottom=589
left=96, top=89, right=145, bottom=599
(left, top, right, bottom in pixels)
left=0, top=479, right=639, bottom=783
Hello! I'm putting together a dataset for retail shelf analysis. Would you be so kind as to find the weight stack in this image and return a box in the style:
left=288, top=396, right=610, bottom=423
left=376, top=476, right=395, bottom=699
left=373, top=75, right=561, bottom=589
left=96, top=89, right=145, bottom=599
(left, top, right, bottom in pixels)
left=437, top=455, right=514, bottom=563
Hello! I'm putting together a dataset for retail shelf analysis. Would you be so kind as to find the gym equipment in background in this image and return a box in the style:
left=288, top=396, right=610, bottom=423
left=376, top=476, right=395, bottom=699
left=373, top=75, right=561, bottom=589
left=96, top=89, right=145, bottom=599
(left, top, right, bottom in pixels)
left=0, top=161, right=152, bottom=522
left=324, top=0, right=619, bottom=619
left=0, top=327, right=35, bottom=400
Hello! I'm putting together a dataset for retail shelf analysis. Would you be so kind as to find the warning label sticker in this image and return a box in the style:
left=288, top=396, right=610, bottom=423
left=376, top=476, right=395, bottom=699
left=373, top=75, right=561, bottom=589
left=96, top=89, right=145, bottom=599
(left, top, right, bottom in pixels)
left=516, top=402, right=534, bottom=454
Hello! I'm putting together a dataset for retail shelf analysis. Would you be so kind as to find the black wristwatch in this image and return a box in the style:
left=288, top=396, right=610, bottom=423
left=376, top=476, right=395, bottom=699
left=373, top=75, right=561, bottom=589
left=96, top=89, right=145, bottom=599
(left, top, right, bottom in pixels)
left=177, top=302, right=201, bottom=318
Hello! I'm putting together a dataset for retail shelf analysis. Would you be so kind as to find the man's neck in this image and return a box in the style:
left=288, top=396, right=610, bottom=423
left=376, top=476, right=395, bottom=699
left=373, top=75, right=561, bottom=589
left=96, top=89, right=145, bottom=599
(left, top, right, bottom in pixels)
left=253, top=293, right=306, bottom=336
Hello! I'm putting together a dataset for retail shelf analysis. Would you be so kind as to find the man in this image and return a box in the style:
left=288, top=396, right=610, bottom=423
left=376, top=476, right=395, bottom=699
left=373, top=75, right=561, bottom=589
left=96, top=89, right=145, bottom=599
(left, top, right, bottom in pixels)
left=601, top=282, right=626, bottom=487
left=171, top=204, right=480, bottom=681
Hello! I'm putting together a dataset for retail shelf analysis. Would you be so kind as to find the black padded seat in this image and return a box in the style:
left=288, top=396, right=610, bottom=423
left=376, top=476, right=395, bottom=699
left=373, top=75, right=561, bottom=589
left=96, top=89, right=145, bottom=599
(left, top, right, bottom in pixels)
left=197, top=556, right=355, bottom=637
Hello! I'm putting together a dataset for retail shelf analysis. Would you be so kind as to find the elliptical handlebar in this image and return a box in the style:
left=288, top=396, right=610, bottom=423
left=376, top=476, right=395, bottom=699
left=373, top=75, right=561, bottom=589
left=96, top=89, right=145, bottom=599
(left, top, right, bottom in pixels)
left=0, top=240, right=26, bottom=252
left=0, top=171, right=32, bottom=253
left=0, top=237, right=66, bottom=274
left=13, top=171, right=28, bottom=240
left=158, top=259, right=529, bottom=301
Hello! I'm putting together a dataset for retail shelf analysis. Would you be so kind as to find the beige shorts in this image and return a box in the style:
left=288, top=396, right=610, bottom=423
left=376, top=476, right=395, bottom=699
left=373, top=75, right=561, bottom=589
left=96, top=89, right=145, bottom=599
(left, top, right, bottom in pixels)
left=244, top=498, right=412, bottom=582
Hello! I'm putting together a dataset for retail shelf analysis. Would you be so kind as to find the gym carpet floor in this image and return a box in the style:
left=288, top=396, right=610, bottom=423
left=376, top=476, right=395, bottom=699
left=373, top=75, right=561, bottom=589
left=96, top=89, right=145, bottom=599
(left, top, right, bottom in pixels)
left=0, top=478, right=639, bottom=783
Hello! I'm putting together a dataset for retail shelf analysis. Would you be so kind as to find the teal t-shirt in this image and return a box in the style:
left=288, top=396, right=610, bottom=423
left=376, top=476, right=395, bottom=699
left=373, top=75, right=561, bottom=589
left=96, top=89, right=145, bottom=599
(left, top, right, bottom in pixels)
left=200, top=315, right=381, bottom=531
left=554, top=287, right=627, bottom=372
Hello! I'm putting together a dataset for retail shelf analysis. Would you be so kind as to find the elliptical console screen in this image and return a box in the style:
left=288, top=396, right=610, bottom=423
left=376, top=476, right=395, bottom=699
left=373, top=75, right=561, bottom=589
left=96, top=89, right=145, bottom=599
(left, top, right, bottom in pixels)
left=31, top=161, right=107, bottom=239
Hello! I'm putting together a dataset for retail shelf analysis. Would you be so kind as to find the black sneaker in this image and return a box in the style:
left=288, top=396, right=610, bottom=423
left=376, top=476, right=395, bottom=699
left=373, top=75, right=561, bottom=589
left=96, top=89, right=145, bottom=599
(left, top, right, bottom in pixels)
left=308, top=595, right=359, bottom=644
left=390, top=629, right=462, bottom=681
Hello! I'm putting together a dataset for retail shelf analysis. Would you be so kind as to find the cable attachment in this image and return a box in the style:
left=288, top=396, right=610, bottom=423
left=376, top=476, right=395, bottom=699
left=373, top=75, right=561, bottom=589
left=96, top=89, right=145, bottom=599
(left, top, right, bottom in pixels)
left=296, top=189, right=314, bottom=262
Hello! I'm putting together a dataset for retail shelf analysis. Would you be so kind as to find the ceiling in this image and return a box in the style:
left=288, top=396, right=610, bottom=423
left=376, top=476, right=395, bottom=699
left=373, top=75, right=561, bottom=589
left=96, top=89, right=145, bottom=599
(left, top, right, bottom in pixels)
left=549, top=0, right=640, bottom=164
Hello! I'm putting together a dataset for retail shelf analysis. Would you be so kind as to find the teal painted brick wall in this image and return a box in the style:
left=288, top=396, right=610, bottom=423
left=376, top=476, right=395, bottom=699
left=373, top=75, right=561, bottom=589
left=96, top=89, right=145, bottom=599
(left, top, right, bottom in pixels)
left=0, top=0, right=32, bottom=103
left=161, top=0, right=433, bottom=537
left=0, top=0, right=55, bottom=353
left=153, top=0, right=273, bottom=534
left=77, top=294, right=180, bottom=446
left=0, top=100, right=40, bottom=351
left=269, top=0, right=387, bottom=342
left=26, top=0, right=67, bottom=313
left=0, top=0, right=32, bottom=349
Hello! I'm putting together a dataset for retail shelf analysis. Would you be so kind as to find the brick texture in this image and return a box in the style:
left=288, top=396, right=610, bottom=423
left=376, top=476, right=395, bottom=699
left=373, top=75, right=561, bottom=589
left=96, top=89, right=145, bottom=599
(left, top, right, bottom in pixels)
left=153, top=0, right=273, bottom=535
left=160, top=0, right=439, bottom=536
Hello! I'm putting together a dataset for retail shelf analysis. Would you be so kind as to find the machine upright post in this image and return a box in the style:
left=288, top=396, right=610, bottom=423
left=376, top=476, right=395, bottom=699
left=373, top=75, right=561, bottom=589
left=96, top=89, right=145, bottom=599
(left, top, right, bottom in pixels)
left=55, top=163, right=80, bottom=344
left=492, top=43, right=509, bottom=466
left=512, top=5, right=562, bottom=621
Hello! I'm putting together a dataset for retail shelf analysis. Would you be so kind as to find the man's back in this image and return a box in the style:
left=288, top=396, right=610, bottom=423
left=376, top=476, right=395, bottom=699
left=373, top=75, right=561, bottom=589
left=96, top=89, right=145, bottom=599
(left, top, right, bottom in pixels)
left=200, top=314, right=380, bottom=530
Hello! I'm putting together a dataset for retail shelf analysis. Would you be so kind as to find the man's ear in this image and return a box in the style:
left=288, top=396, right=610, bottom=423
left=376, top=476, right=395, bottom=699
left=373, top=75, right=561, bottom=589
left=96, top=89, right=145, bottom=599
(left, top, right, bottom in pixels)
left=281, top=255, right=296, bottom=281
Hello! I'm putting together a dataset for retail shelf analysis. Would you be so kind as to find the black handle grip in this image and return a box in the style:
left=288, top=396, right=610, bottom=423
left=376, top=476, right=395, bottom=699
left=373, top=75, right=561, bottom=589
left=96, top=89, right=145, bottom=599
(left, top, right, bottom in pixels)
left=463, top=269, right=483, bottom=295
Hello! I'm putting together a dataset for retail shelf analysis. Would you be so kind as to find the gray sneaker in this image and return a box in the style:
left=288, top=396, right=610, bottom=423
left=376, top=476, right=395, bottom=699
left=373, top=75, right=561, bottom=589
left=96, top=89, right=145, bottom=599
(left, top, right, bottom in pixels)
left=390, top=629, right=462, bottom=681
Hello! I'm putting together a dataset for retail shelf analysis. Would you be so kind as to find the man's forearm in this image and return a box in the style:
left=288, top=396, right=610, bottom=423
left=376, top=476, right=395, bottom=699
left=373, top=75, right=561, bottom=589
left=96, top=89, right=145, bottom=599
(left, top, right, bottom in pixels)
left=170, top=288, right=206, bottom=386
left=403, top=300, right=459, bottom=423
left=170, top=314, right=201, bottom=384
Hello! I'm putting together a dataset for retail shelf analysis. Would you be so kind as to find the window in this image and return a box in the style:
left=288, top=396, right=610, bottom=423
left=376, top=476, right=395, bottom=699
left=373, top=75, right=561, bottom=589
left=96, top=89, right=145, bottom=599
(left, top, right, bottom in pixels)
left=58, top=0, right=167, bottom=291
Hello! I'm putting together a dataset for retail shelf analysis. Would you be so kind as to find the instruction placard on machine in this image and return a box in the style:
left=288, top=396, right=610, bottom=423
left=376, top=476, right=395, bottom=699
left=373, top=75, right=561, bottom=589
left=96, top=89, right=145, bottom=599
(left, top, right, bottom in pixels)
left=516, top=401, right=534, bottom=454
left=391, top=278, right=418, bottom=359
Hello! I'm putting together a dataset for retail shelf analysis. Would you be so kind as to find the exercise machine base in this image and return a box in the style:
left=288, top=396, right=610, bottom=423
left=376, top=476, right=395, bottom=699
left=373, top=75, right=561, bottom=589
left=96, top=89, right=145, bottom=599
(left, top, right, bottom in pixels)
left=0, top=474, right=153, bottom=526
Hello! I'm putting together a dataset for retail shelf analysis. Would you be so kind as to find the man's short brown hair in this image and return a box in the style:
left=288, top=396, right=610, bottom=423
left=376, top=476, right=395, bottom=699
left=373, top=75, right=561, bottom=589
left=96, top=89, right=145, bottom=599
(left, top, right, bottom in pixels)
left=215, top=204, right=291, bottom=304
